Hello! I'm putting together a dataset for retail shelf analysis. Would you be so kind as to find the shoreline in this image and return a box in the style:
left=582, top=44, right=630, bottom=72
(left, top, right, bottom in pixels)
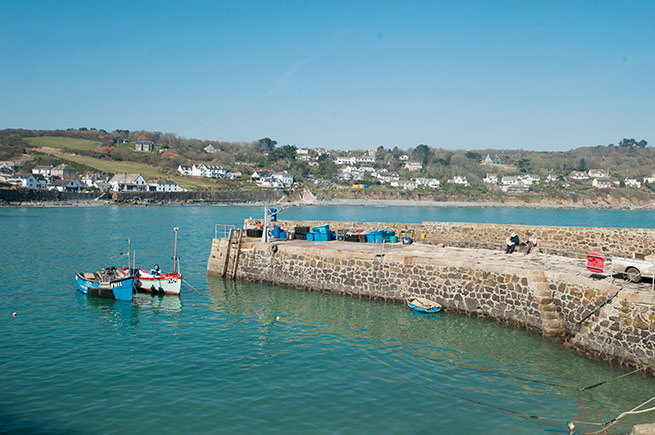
left=4, top=197, right=655, bottom=210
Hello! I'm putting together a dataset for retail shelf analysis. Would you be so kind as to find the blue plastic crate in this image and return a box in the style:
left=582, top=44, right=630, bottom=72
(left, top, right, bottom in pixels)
left=367, top=230, right=384, bottom=243
left=314, top=233, right=330, bottom=242
left=313, top=225, right=330, bottom=234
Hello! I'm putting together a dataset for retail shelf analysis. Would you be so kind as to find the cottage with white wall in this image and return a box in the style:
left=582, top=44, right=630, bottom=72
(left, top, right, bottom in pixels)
left=588, top=169, right=609, bottom=179
left=569, top=171, right=590, bottom=180
left=625, top=178, right=642, bottom=188
left=404, top=161, right=423, bottom=171
left=483, top=173, right=498, bottom=184
left=109, top=173, right=147, bottom=192
left=592, top=178, right=612, bottom=189
left=415, top=177, right=441, bottom=188
left=447, top=176, right=469, bottom=186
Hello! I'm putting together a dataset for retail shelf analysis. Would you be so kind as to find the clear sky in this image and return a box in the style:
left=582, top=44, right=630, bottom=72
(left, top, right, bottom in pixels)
left=1, top=1, right=653, bottom=151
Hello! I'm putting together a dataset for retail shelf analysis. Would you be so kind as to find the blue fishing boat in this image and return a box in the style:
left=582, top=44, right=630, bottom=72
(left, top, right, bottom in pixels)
left=75, top=266, right=135, bottom=301
left=407, top=297, right=442, bottom=313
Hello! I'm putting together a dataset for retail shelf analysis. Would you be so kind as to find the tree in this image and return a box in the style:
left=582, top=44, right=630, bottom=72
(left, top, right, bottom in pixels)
left=267, top=145, right=297, bottom=170
left=255, top=137, right=277, bottom=153
left=517, top=158, right=531, bottom=173
left=577, top=158, right=587, bottom=171
left=618, top=138, right=647, bottom=148
left=465, top=151, right=482, bottom=161
left=314, top=155, right=337, bottom=179
left=413, top=144, right=431, bottom=164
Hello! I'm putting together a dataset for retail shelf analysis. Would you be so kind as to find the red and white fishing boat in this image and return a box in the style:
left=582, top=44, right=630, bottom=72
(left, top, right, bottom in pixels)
left=118, top=227, right=183, bottom=296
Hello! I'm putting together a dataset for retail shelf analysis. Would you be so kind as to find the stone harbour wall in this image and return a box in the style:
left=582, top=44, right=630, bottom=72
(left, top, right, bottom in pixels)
left=207, top=237, right=655, bottom=371
left=254, top=219, right=655, bottom=258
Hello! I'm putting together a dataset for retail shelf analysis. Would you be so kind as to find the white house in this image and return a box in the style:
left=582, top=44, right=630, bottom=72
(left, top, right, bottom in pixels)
left=251, top=171, right=271, bottom=180
left=501, top=176, right=519, bottom=186
left=625, top=178, right=642, bottom=188
left=447, top=176, right=469, bottom=186
left=519, top=174, right=540, bottom=185
left=203, top=144, right=219, bottom=154
left=50, top=179, right=84, bottom=192
left=177, top=165, right=192, bottom=176
left=335, top=156, right=357, bottom=165
left=155, top=179, right=184, bottom=192
left=273, top=171, right=293, bottom=186
left=404, top=161, right=423, bottom=171
left=399, top=154, right=409, bottom=161
left=226, top=171, right=242, bottom=180
left=415, top=178, right=441, bottom=189
left=390, top=181, right=417, bottom=190
left=481, top=154, right=503, bottom=165
left=592, top=178, right=612, bottom=189
left=569, top=171, right=590, bottom=180
left=296, top=148, right=310, bottom=155
left=501, top=175, right=532, bottom=192
left=32, top=165, right=52, bottom=176
left=359, top=166, right=375, bottom=173
left=483, top=174, right=498, bottom=184
left=375, top=170, right=400, bottom=183
left=643, top=175, right=655, bottom=184
left=588, top=169, right=609, bottom=179
left=109, top=173, right=147, bottom=192
left=356, top=155, right=375, bottom=164
left=191, top=164, right=224, bottom=178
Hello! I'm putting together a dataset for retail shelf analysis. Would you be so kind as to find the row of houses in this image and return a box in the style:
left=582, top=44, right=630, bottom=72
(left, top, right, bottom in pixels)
left=251, top=171, right=294, bottom=188
left=107, top=174, right=184, bottom=192
left=177, top=164, right=242, bottom=180
left=1, top=167, right=183, bottom=193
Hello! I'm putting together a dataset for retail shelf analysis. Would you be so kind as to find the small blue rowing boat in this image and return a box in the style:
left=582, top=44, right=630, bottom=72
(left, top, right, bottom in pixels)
left=75, top=266, right=135, bottom=301
left=407, top=297, right=442, bottom=313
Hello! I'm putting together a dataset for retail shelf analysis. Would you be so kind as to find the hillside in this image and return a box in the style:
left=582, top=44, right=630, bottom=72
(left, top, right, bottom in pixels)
left=0, top=129, right=653, bottom=205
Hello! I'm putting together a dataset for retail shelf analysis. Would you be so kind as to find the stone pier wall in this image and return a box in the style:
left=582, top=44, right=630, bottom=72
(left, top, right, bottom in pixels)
left=207, top=237, right=655, bottom=371
left=252, top=219, right=655, bottom=258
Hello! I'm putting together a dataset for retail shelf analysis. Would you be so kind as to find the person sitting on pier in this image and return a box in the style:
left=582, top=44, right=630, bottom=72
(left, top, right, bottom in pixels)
left=505, top=233, right=519, bottom=254
left=525, top=235, right=538, bottom=255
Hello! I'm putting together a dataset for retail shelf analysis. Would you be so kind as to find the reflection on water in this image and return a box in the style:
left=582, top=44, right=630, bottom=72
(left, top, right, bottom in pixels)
left=207, top=275, right=655, bottom=433
left=3, top=206, right=655, bottom=434
left=78, top=292, right=182, bottom=329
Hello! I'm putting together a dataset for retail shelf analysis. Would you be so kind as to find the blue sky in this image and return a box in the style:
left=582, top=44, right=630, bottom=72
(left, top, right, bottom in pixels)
left=1, top=1, right=653, bottom=151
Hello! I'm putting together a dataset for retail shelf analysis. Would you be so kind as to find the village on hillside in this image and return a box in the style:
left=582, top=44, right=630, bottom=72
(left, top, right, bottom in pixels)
left=0, top=131, right=653, bottom=199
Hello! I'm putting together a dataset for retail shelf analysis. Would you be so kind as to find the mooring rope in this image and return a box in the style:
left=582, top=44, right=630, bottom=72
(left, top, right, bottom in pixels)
left=315, top=357, right=605, bottom=429
left=580, top=368, right=642, bottom=391
left=584, top=394, right=655, bottom=434
left=182, top=279, right=212, bottom=302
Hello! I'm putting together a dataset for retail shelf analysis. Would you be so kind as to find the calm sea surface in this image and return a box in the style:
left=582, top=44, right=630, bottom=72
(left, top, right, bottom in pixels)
left=2, top=205, right=655, bottom=434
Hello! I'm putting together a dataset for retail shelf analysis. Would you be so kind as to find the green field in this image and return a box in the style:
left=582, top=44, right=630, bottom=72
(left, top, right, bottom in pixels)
left=26, top=136, right=102, bottom=151
left=36, top=149, right=217, bottom=190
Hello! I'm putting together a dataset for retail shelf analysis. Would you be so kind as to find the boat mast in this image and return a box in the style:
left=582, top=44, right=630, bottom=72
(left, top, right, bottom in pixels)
left=173, top=227, right=179, bottom=273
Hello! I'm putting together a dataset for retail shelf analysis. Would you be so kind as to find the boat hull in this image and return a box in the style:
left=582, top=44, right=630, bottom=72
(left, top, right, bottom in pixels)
left=118, top=268, right=182, bottom=295
left=407, top=297, right=442, bottom=314
left=408, top=304, right=441, bottom=314
left=75, top=273, right=135, bottom=301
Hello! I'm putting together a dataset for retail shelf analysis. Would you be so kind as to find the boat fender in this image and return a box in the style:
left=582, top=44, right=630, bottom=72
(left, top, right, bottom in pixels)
left=271, top=244, right=278, bottom=254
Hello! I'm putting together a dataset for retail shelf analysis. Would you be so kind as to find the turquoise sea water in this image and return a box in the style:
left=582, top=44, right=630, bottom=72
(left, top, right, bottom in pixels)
left=2, top=205, right=655, bottom=434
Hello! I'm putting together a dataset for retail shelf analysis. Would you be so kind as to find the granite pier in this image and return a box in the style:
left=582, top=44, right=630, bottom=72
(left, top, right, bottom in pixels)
left=207, top=220, right=655, bottom=371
